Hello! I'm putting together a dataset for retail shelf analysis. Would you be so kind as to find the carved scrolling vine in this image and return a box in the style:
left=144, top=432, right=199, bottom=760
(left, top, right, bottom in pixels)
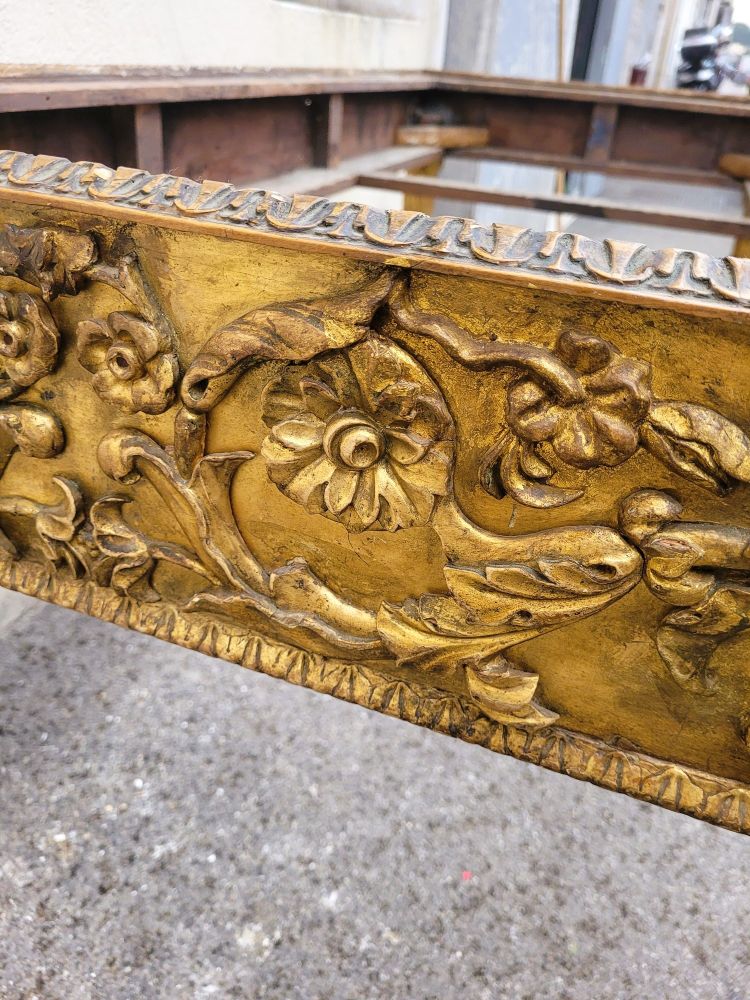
left=2, top=223, right=750, bottom=751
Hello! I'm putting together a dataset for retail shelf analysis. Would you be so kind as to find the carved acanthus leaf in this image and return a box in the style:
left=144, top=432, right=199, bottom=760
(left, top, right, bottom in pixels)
left=90, top=494, right=216, bottom=601
left=0, top=476, right=87, bottom=573
left=641, top=400, right=750, bottom=494
left=620, top=489, right=750, bottom=693
left=0, top=223, right=97, bottom=300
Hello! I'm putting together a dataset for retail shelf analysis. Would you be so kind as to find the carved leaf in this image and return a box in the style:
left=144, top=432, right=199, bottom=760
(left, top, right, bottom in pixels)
left=497, top=438, right=584, bottom=509
left=0, top=224, right=97, bottom=300
left=34, top=477, right=87, bottom=576
left=656, top=585, right=750, bottom=693
left=443, top=560, right=639, bottom=631
left=90, top=495, right=159, bottom=601
left=182, top=270, right=397, bottom=411
left=642, top=400, right=750, bottom=493
left=376, top=600, right=513, bottom=672
left=465, top=663, right=558, bottom=727
left=91, top=493, right=218, bottom=600
left=98, top=429, right=259, bottom=592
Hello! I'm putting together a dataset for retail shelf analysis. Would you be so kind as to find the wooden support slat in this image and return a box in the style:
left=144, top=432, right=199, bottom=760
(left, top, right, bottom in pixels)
left=133, top=103, right=164, bottom=174
left=583, top=103, right=619, bottom=165
left=357, top=171, right=750, bottom=238
left=312, top=93, right=344, bottom=168
left=396, top=124, right=489, bottom=148
left=435, top=71, right=750, bottom=116
left=453, top=147, right=737, bottom=188
left=734, top=182, right=750, bottom=258
left=3, top=69, right=748, bottom=117
left=0, top=70, right=438, bottom=113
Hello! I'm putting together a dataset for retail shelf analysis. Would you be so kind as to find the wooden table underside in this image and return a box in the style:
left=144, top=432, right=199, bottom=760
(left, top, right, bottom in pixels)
left=2, top=69, right=749, bottom=261
left=1, top=70, right=748, bottom=209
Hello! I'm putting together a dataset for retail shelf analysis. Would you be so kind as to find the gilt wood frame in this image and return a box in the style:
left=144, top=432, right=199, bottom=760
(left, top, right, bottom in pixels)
left=1, top=150, right=750, bottom=834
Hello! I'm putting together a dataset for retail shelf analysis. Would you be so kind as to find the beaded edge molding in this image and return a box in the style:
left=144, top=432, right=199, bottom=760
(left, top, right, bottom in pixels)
left=3, top=555, right=750, bottom=835
left=0, top=150, right=749, bottom=309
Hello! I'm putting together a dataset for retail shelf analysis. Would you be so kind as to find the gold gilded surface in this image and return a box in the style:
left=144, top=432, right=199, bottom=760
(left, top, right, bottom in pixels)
left=1, top=152, right=750, bottom=832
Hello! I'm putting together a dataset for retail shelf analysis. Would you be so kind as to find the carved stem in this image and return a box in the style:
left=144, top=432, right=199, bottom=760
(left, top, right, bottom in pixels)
left=149, top=538, right=222, bottom=584
left=98, top=430, right=267, bottom=594
left=388, top=278, right=586, bottom=403
left=87, top=256, right=178, bottom=358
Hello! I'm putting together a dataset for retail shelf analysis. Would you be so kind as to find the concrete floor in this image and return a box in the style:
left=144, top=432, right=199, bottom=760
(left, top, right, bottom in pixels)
left=2, top=587, right=750, bottom=1000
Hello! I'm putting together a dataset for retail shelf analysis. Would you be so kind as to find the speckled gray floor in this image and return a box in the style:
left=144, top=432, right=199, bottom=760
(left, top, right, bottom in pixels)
left=1, top=590, right=749, bottom=1000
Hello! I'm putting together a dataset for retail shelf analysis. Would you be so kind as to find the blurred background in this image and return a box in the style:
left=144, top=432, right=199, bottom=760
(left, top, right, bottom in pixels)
left=2, top=0, right=749, bottom=254
left=2, top=3, right=750, bottom=998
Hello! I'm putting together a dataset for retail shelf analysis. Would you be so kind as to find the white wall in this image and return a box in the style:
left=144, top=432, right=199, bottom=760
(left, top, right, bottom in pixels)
left=0, top=0, right=449, bottom=70
left=441, top=0, right=581, bottom=231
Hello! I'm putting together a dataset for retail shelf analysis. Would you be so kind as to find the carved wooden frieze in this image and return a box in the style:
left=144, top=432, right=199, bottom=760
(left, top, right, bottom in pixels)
left=1, top=152, right=750, bottom=833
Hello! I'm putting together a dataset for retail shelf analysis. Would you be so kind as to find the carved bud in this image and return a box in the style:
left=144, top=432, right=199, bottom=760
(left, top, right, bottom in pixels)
left=76, top=311, right=178, bottom=415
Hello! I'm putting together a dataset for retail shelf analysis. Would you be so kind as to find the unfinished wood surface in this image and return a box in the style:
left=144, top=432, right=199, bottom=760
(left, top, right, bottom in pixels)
left=311, top=93, right=344, bottom=169
left=133, top=103, right=164, bottom=174
left=357, top=170, right=750, bottom=238
left=583, top=103, right=619, bottom=165
left=396, top=124, right=489, bottom=148
left=338, top=91, right=417, bottom=161
left=162, top=97, right=314, bottom=183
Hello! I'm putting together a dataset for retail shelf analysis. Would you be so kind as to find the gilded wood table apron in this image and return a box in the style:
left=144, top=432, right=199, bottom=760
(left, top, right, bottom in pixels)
left=1, top=151, right=750, bottom=832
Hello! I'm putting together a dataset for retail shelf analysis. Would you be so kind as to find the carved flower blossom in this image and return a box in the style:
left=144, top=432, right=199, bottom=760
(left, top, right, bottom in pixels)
left=506, top=329, right=652, bottom=469
left=261, top=338, right=454, bottom=532
left=76, top=311, right=178, bottom=415
left=0, top=290, right=60, bottom=402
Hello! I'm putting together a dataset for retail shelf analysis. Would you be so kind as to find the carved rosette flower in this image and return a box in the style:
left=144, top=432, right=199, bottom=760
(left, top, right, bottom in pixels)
left=261, top=337, right=454, bottom=532
left=492, top=329, right=653, bottom=508
left=507, top=329, right=652, bottom=470
left=0, top=290, right=60, bottom=402
left=76, top=311, right=178, bottom=415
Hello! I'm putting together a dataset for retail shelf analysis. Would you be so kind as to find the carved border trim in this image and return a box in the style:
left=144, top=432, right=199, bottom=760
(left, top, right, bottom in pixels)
left=3, top=553, right=749, bottom=835
left=0, top=150, right=748, bottom=313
